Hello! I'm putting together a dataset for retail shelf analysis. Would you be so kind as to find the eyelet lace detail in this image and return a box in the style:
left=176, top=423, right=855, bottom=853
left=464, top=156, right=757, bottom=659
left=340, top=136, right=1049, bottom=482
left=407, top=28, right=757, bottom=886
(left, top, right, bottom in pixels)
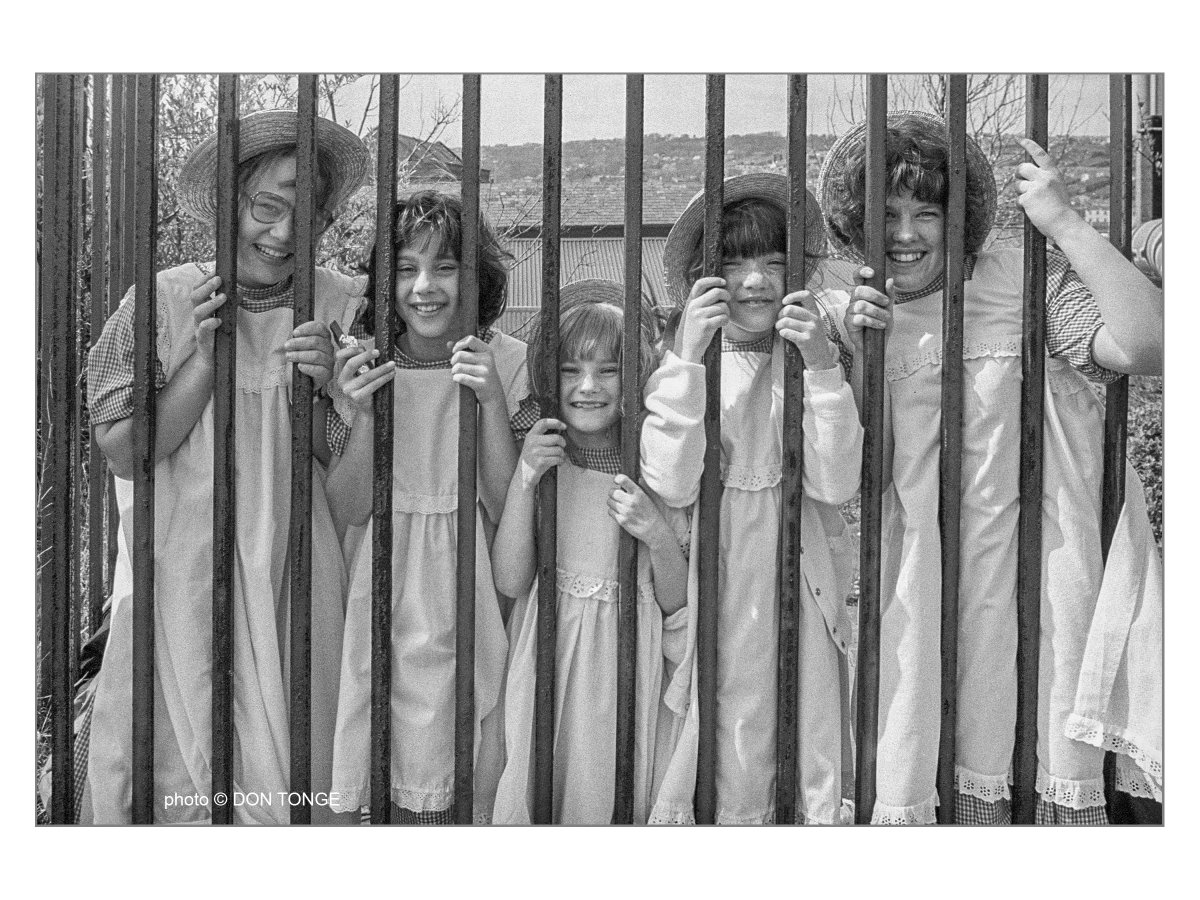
left=1115, top=765, right=1158, bottom=800
left=1064, top=714, right=1163, bottom=800
left=955, top=765, right=1011, bottom=802
left=555, top=570, right=655, bottom=605
left=1035, top=767, right=1106, bottom=810
left=391, top=492, right=459, bottom=515
left=648, top=803, right=696, bottom=825
left=721, top=463, right=781, bottom=491
left=885, top=338, right=1021, bottom=383
left=871, top=792, right=938, bottom=825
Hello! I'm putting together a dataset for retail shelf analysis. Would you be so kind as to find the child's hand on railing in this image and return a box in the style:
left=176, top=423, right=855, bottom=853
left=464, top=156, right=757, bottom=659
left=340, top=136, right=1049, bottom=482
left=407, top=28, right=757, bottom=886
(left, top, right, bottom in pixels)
left=776, top=290, right=837, bottom=370
left=608, top=474, right=672, bottom=547
left=1016, top=138, right=1084, bottom=245
left=188, top=274, right=225, bottom=368
left=518, top=418, right=566, bottom=490
left=843, top=266, right=894, bottom=357
left=677, top=277, right=730, bottom=364
left=334, top=344, right=396, bottom=415
left=286, top=320, right=337, bottom=392
left=450, top=335, right=506, bottom=407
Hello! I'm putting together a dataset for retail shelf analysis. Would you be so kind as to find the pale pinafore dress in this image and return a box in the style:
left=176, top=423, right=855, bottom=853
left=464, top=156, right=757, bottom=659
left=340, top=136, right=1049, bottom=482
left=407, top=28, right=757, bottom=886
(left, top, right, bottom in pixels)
left=640, top=336, right=862, bottom=824
left=827, top=247, right=1162, bottom=824
left=492, top=454, right=696, bottom=824
left=329, top=330, right=528, bottom=821
left=87, top=262, right=361, bottom=824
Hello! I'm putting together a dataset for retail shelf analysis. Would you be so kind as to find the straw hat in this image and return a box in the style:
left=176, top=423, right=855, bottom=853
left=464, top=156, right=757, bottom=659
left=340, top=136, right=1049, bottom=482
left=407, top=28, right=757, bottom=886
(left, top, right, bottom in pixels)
left=817, top=109, right=997, bottom=261
left=178, top=110, right=371, bottom=224
left=662, top=172, right=827, bottom=307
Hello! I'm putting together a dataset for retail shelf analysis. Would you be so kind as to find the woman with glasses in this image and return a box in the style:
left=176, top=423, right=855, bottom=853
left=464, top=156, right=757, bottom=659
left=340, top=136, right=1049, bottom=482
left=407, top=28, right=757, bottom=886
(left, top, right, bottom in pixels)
left=85, top=110, right=371, bottom=824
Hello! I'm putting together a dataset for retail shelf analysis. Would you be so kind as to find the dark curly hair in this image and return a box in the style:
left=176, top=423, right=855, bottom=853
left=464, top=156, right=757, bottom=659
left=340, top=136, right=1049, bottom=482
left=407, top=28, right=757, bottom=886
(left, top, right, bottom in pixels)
left=825, top=116, right=994, bottom=257
left=358, top=190, right=512, bottom=336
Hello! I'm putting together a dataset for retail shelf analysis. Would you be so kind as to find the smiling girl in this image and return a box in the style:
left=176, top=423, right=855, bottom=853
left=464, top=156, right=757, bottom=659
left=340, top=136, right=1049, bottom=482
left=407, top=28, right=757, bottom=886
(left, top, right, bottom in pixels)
left=85, top=110, right=370, bottom=823
left=640, top=174, right=864, bottom=824
left=820, top=110, right=1163, bottom=823
left=323, top=190, right=529, bottom=823
left=491, top=280, right=696, bottom=824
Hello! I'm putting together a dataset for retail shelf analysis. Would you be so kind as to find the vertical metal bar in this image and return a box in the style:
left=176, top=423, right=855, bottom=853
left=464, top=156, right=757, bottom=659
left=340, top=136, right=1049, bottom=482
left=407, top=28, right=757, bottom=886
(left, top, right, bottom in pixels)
left=122, top=75, right=137, bottom=298
left=288, top=74, right=318, bottom=825
left=854, top=74, right=888, bottom=825
left=613, top=73, right=644, bottom=825
left=130, top=73, right=160, bottom=824
left=1101, top=73, right=1134, bottom=819
left=533, top=73, right=563, bottom=825
left=455, top=74, right=482, bottom=825
left=371, top=74, right=399, bottom=825
left=1013, top=73, right=1049, bottom=825
left=695, top=74, right=725, bottom=826
left=104, top=76, right=125, bottom=593
left=87, top=74, right=109, bottom=639
left=71, top=75, right=86, bottom=692
left=775, top=73, right=807, bottom=826
left=44, top=73, right=80, bottom=824
left=210, top=74, right=239, bottom=826
left=936, top=74, right=968, bottom=825
left=36, top=73, right=55, bottom=732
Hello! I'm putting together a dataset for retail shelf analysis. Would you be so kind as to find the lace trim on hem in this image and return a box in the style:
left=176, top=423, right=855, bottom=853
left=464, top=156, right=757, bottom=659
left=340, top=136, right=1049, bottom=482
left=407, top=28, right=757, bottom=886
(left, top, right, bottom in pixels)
left=954, top=765, right=1012, bottom=802
left=555, top=570, right=655, bottom=605
left=870, top=793, right=938, bottom=825
left=330, top=783, right=456, bottom=815
left=1035, top=766, right=1106, bottom=810
left=648, top=804, right=696, bottom=825
left=1115, top=765, right=1158, bottom=800
left=721, top=463, right=781, bottom=492
left=884, top=339, right=1021, bottom=382
left=716, top=809, right=772, bottom=825
left=1064, top=714, right=1163, bottom=799
left=390, top=493, right=460, bottom=515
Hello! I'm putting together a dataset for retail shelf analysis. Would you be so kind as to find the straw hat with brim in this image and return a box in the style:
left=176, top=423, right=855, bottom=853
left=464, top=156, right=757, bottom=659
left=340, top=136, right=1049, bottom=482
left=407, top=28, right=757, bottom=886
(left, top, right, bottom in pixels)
left=817, top=109, right=997, bottom=262
left=178, top=110, right=371, bottom=225
left=662, top=173, right=827, bottom=308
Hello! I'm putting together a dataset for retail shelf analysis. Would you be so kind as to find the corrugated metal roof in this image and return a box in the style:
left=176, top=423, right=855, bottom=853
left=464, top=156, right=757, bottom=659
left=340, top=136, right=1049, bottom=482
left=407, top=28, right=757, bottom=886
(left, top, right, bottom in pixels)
left=493, top=236, right=668, bottom=335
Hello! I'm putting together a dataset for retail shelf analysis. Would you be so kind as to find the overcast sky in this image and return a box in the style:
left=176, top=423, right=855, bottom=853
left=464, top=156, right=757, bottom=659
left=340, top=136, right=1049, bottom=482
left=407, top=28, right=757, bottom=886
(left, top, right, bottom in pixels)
left=324, top=74, right=1114, bottom=147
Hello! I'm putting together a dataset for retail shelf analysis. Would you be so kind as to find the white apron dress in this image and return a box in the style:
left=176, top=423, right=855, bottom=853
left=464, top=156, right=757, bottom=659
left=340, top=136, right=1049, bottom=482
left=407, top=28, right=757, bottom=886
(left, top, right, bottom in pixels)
left=87, top=262, right=362, bottom=824
left=329, top=331, right=528, bottom=821
left=826, top=247, right=1163, bottom=823
left=491, top=458, right=695, bottom=824
left=640, top=336, right=862, bottom=824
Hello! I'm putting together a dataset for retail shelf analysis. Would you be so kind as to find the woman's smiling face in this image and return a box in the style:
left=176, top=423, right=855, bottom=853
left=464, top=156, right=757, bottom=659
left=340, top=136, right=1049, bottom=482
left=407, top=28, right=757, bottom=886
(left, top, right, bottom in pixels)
left=884, top=191, right=945, bottom=293
left=237, top=154, right=299, bottom=288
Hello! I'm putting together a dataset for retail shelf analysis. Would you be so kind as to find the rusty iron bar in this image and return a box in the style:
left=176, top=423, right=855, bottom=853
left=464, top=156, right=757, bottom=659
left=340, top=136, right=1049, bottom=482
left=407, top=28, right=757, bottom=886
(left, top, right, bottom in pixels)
left=533, top=73, right=563, bottom=824
left=36, top=75, right=55, bottom=707
left=104, top=76, right=126, bottom=592
left=455, top=73, right=482, bottom=824
left=87, top=74, right=109, bottom=639
left=695, top=74, right=724, bottom=825
left=370, top=74, right=399, bottom=825
left=774, top=73, right=807, bottom=826
left=122, top=76, right=137, bottom=298
left=43, top=73, right=81, bottom=824
left=210, top=74, right=239, bottom=826
left=288, top=74, right=318, bottom=824
left=853, top=74, right=888, bottom=825
left=71, top=75, right=86, bottom=690
left=936, top=74, right=968, bottom=825
left=1013, top=73, right=1049, bottom=825
left=1101, top=73, right=1134, bottom=819
left=371, top=73, right=399, bottom=825
left=130, top=73, right=159, bottom=824
left=613, top=73, right=644, bottom=824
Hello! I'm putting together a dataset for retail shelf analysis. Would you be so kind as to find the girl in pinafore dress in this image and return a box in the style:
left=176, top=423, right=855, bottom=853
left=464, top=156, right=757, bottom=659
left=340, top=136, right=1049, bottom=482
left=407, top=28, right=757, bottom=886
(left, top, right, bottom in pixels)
left=641, top=174, right=864, bottom=824
left=86, top=111, right=370, bottom=824
left=324, top=191, right=529, bottom=823
left=819, top=111, right=1163, bottom=824
left=491, top=280, right=697, bottom=824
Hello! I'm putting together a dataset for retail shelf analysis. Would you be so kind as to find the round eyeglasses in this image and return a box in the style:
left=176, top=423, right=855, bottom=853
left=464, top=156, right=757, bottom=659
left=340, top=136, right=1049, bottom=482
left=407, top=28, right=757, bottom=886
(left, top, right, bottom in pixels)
left=246, top=190, right=333, bottom=230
